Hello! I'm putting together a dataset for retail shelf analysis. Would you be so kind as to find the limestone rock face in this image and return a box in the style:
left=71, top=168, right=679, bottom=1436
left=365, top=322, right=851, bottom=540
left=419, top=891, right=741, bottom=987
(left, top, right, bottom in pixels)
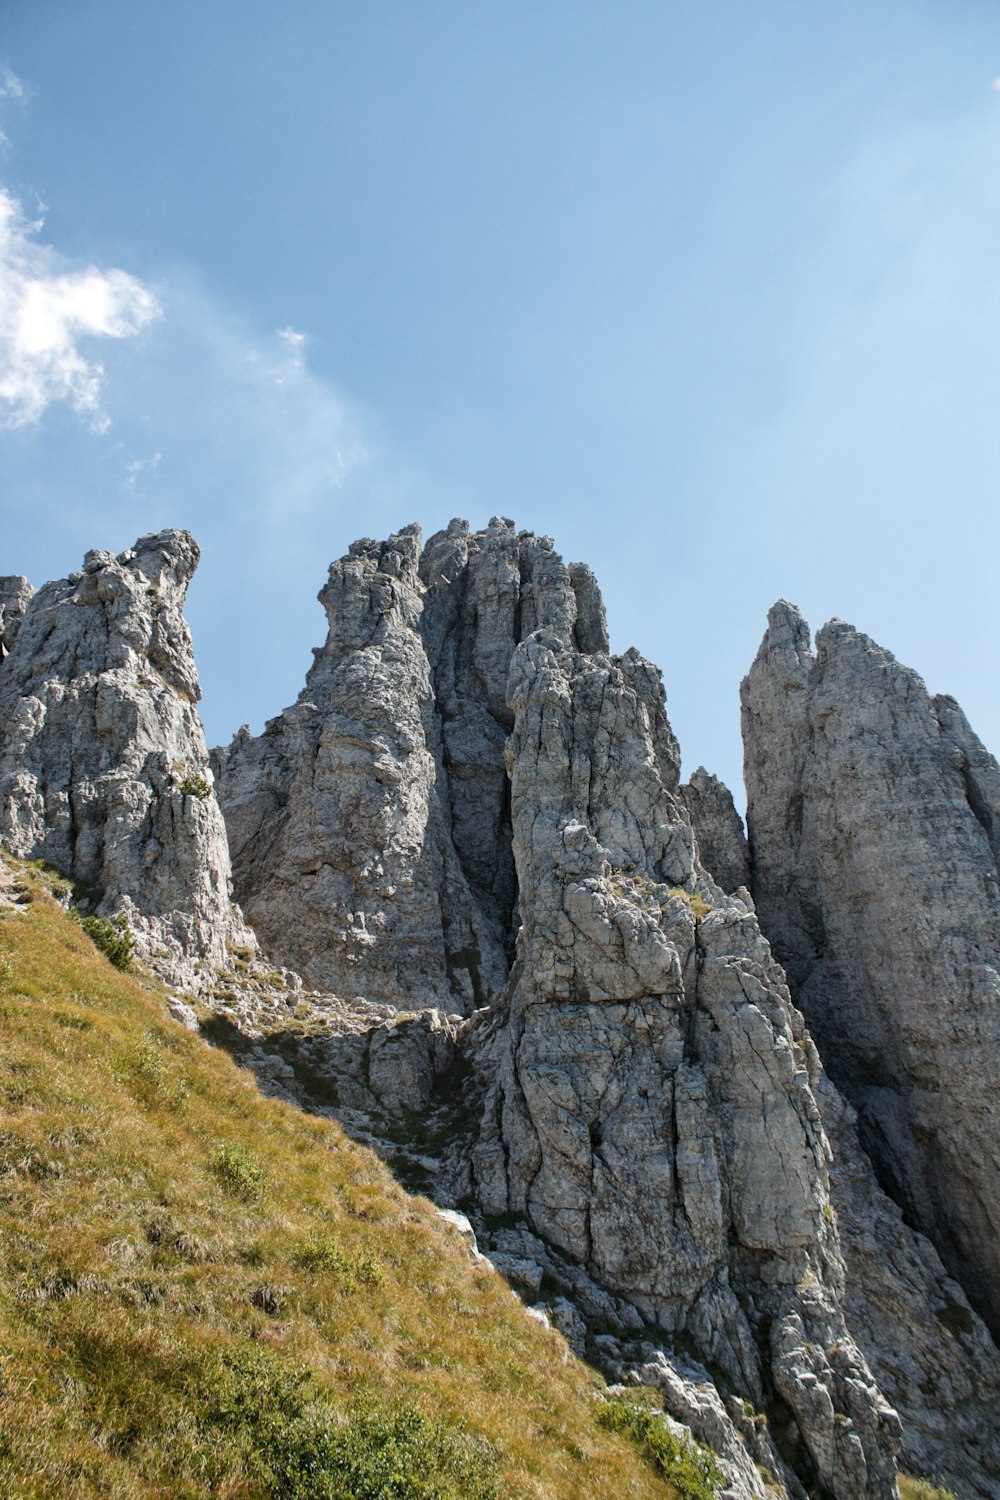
left=820, top=1075, right=1000, bottom=1499
left=742, top=604, right=1000, bottom=1337
left=213, top=518, right=611, bottom=1012
left=367, top=1009, right=458, bottom=1115
left=0, top=576, right=34, bottom=660
left=0, top=532, right=251, bottom=990
left=464, top=628, right=899, bottom=1499
left=679, top=766, right=751, bottom=894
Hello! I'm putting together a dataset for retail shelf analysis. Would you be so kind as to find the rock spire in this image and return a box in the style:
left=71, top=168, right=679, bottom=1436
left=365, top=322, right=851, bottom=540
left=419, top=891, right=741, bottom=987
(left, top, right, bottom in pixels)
left=0, top=531, right=252, bottom=991
left=213, top=518, right=614, bottom=1011
left=742, top=602, right=1000, bottom=1339
left=455, top=622, right=900, bottom=1498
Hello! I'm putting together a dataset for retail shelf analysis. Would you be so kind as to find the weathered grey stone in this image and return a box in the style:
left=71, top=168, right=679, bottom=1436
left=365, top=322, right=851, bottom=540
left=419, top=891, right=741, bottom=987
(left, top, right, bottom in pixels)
left=680, top=766, right=751, bottom=894
left=0, top=575, right=33, bottom=660
left=0, top=532, right=252, bottom=991
left=821, top=1074, right=1000, bottom=1498
left=488, top=1252, right=544, bottom=1296
left=742, top=604, right=1000, bottom=1341
left=214, top=519, right=614, bottom=1012
left=434, top=1208, right=484, bottom=1262
left=213, top=526, right=501, bottom=1009
left=367, top=1009, right=458, bottom=1114
left=548, top=1295, right=587, bottom=1357
left=619, top=1353, right=788, bottom=1500
left=462, top=627, right=899, bottom=1498
left=568, top=562, right=609, bottom=655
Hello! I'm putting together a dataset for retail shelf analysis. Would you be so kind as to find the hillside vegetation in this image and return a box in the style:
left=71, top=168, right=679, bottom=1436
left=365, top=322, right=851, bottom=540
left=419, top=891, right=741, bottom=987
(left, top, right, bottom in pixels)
left=0, top=855, right=688, bottom=1500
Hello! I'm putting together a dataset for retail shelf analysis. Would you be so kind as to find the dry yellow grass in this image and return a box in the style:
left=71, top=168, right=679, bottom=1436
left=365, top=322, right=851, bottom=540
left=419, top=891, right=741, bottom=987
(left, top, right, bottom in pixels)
left=896, top=1478, right=957, bottom=1500
left=0, top=857, right=684, bottom=1499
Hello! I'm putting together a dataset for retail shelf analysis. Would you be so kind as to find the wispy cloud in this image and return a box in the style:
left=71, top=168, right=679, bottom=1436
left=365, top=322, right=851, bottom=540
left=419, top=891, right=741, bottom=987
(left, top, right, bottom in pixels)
left=0, top=65, right=26, bottom=103
left=276, top=325, right=306, bottom=375
left=108, top=281, right=368, bottom=533
left=0, top=186, right=160, bottom=429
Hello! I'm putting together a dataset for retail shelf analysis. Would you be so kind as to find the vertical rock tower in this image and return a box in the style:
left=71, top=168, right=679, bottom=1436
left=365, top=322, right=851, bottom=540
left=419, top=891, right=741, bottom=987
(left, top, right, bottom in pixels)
left=463, top=619, right=900, bottom=1499
left=742, top=602, right=1000, bottom=1338
left=213, top=518, right=610, bottom=1011
left=0, top=531, right=251, bottom=990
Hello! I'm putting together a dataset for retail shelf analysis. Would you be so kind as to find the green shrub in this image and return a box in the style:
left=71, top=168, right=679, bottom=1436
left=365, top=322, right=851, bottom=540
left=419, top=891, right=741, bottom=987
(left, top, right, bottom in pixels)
left=80, top=913, right=134, bottom=971
left=211, top=1141, right=265, bottom=1200
left=203, top=1346, right=500, bottom=1499
left=597, top=1396, right=720, bottom=1500
left=178, top=772, right=212, bottom=800
left=292, top=1237, right=386, bottom=1290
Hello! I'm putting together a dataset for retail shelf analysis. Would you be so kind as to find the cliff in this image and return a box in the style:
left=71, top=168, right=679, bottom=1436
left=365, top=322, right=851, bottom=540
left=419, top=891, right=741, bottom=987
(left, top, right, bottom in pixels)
left=0, top=531, right=253, bottom=992
left=2, top=522, right=998, bottom=1498
left=742, top=604, right=1000, bottom=1341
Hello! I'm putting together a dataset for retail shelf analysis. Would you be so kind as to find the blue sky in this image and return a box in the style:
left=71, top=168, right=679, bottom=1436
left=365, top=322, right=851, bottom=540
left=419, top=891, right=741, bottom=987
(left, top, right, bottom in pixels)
left=1, top=2, right=998, bottom=806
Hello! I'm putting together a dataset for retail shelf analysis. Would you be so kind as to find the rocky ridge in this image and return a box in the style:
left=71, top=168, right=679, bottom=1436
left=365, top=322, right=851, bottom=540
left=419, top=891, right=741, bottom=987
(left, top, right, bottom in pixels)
left=3, top=521, right=999, bottom=1496
left=689, top=790, right=1000, bottom=1497
left=212, top=518, right=611, bottom=1012
left=213, top=523, right=904, bottom=1498
left=448, top=625, right=898, bottom=1499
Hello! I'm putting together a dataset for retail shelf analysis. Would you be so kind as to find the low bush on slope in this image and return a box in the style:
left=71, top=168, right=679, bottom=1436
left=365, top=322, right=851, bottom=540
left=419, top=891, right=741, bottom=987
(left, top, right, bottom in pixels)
left=0, top=856, right=689, bottom=1500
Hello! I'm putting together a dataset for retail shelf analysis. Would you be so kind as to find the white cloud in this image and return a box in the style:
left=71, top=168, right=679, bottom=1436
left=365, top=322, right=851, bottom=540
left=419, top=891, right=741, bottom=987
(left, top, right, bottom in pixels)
left=0, top=66, right=26, bottom=102
left=96, top=279, right=371, bottom=542
left=0, top=186, right=160, bottom=429
left=123, top=449, right=161, bottom=494
left=277, top=325, right=306, bottom=361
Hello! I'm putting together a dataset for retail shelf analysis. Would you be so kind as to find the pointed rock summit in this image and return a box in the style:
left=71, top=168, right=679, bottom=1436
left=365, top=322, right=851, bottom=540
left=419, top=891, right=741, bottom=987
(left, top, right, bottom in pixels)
left=679, top=765, right=751, bottom=895
left=0, top=531, right=252, bottom=990
left=213, top=518, right=616, bottom=1011
left=742, top=603, right=1000, bottom=1341
left=455, top=622, right=899, bottom=1499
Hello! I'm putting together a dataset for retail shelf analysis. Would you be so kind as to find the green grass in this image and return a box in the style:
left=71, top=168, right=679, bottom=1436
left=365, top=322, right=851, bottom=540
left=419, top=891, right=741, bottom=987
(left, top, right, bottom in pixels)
left=210, top=1141, right=265, bottom=1200
left=597, top=1394, right=720, bottom=1500
left=0, top=853, right=693, bottom=1499
left=666, top=888, right=714, bottom=920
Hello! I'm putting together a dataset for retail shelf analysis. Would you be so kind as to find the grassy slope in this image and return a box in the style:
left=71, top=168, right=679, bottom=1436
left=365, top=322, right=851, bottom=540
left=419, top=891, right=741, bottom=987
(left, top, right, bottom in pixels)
left=0, top=859, right=679, bottom=1500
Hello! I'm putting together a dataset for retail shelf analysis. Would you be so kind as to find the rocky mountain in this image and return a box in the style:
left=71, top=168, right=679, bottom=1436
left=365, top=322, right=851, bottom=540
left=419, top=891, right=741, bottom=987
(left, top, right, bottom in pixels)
left=2, top=521, right=999, bottom=1498
left=211, top=518, right=614, bottom=1012
left=741, top=604, right=1000, bottom=1344
left=0, top=531, right=253, bottom=991
left=451, top=620, right=898, bottom=1498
